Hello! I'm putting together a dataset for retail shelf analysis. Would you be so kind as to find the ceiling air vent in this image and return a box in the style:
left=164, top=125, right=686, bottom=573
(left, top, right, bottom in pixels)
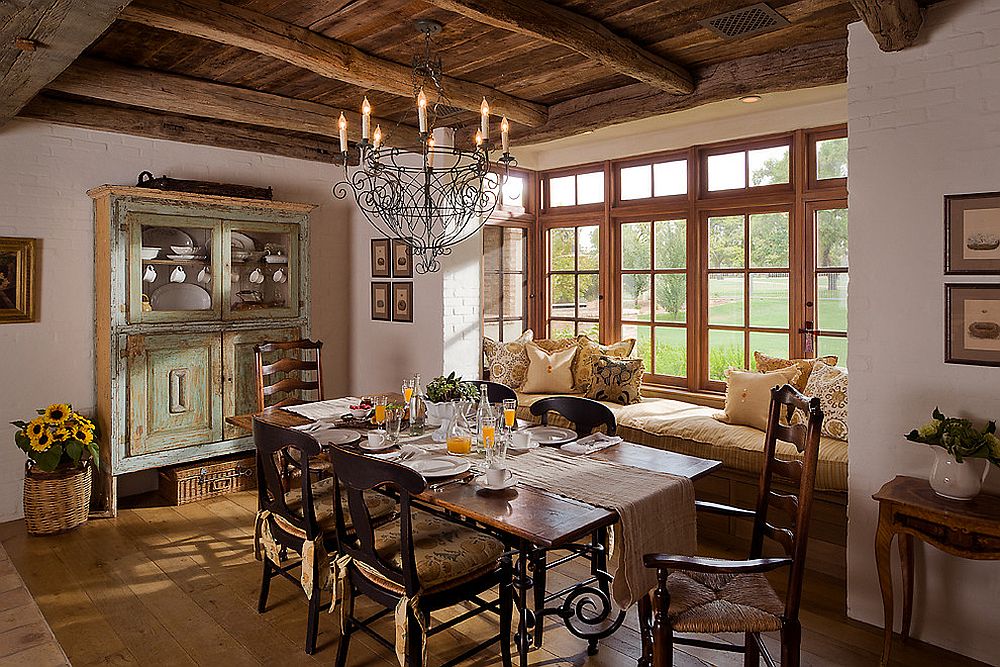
left=698, top=3, right=790, bottom=40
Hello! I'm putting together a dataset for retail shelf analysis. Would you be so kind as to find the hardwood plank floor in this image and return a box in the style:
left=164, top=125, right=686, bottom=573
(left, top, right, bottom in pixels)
left=0, top=491, right=987, bottom=667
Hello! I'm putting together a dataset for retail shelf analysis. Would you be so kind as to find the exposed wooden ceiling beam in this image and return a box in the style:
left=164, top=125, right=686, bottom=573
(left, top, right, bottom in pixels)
left=18, top=95, right=345, bottom=164
left=0, top=0, right=131, bottom=129
left=511, top=39, right=848, bottom=147
left=849, top=0, right=924, bottom=52
left=118, top=0, right=548, bottom=127
left=425, top=0, right=694, bottom=95
left=46, top=58, right=420, bottom=145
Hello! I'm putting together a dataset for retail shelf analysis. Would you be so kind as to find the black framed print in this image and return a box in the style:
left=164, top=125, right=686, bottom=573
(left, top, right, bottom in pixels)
left=392, top=239, right=413, bottom=278
left=371, top=238, right=390, bottom=278
left=371, top=281, right=390, bottom=321
left=392, top=281, right=413, bottom=322
left=945, top=192, right=1000, bottom=274
left=946, top=284, right=1000, bottom=366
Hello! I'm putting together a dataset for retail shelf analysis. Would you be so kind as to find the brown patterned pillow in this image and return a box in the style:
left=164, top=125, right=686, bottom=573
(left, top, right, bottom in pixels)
left=483, top=329, right=533, bottom=390
left=794, top=361, right=848, bottom=441
left=574, top=335, right=636, bottom=393
left=586, top=356, right=644, bottom=405
left=753, top=351, right=837, bottom=393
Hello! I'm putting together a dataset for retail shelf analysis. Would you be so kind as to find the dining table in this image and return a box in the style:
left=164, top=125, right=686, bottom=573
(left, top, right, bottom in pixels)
left=227, top=402, right=721, bottom=666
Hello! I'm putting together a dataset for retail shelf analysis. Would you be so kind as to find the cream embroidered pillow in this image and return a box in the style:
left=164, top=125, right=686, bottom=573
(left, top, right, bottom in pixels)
left=717, top=366, right=801, bottom=432
left=574, top=335, right=636, bottom=393
left=483, top=329, right=533, bottom=390
left=753, top=351, right=837, bottom=393
left=586, top=356, right=644, bottom=405
left=796, top=361, right=849, bottom=441
left=521, top=342, right=577, bottom=394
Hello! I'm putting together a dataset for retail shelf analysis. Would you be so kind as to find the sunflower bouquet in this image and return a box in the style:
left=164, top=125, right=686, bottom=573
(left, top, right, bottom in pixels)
left=11, top=403, right=100, bottom=473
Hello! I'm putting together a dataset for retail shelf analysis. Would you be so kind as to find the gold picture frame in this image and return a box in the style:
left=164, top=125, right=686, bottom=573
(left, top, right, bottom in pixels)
left=0, top=237, right=37, bottom=323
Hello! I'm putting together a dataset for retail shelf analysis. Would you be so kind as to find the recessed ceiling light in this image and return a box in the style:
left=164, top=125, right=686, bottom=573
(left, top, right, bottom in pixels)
left=739, top=95, right=762, bottom=104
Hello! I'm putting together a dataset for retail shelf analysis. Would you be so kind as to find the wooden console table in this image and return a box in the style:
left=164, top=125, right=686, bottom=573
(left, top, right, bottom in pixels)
left=873, top=475, right=1000, bottom=666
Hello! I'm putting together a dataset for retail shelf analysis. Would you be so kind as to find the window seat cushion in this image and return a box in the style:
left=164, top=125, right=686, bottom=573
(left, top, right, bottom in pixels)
left=515, top=393, right=848, bottom=492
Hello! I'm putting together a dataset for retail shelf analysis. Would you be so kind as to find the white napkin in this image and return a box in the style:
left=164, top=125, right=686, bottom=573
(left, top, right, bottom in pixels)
left=560, top=432, right=623, bottom=455
left=284, top=397, right=362, bottom=420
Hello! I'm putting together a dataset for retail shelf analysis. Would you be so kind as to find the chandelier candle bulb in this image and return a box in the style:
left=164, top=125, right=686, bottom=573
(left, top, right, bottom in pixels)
left=373, top=125, right=382, bottom=149
left=361, top=97, right=371, bottom=140
left=480, top=98, right=490, bottom=142
left=427, top=137, right=435, bottom=168
left=417, top=88, right=428, bottom=133
left=475, top=129, right=483, bottom=147
left=338, top=113, right=348, bottom=153
left=501, top=116, right=510, bottom=154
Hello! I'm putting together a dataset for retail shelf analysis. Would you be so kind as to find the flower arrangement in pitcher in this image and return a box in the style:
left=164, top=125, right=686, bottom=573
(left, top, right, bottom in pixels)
left=905, top=407, right=1000, bottom=464
left=11, top=403, right=100, bottom=472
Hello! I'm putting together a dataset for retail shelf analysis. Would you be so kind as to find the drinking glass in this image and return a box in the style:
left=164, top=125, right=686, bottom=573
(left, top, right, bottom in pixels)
left=502, top=399, right=517, bottom=431
left=486, top=427, right=509, bottom=470
left=481, top=415, right=499, bottom=460
left=373, top=395, right=388, bottom=433
left=385, top=406, right=404, bottom=445
left=402, top=379, right=414, bottom=405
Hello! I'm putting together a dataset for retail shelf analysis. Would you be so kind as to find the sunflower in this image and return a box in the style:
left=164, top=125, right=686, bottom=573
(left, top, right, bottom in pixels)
left=30, top=431, right=53, bottom=452
left=74, top=428, right=94, bottom=445
left=70, top=414, right=94, bottom=430
left=54, top=427, right=73, bottom=441
left=25, top=418, right=47, bottom=439
left=43, top=403, right=72, bottom=424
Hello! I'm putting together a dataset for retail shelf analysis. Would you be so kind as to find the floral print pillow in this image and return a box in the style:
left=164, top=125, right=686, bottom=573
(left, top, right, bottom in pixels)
left=586, top=356, right=644, bottom=405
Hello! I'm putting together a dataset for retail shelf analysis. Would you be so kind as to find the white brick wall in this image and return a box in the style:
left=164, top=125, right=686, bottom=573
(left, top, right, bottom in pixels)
left=847, top=1, right=1000, bottom=663
left=0, top=119, right=354, bottom=521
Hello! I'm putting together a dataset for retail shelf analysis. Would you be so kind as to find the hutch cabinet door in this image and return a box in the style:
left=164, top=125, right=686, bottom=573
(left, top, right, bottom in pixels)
left=222, top=327, right=300, bottom=440
left=222, top=220, right=301, bottom=320
left=127, top=333, right=223, bottom=457
left=128, top=212, right=223, bottom=323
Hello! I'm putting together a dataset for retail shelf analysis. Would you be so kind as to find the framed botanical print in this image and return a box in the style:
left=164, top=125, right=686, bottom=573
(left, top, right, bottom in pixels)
left=945, top=192, right=1000, bottom=273
left=371, top=281, right=390, bottom=321
left=392, top=282, right=413, bottom=322
left=946, top=284, right=1000, bottom=366
left=0, top=237, right=37, bottom=323
left=392, top=239, right=413, bottom=278
left=371, top=238, right=390, bottom=278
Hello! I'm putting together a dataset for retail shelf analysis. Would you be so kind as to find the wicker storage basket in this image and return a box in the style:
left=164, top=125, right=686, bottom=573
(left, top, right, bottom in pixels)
left=160, top=454, right=256, bottom=505
left=23, top=462, right=92, bottom=536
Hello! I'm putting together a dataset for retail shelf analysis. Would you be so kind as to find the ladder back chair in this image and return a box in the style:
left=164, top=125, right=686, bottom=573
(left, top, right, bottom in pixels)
left=328, top=445, right=514, bottom=667
left=254, top=338, right=324, bottom=411
left=467, top=379, right=517, bottom=405
left=252, top=419, right=395, bottom=654
left=641, top=384, right=824, bottom=667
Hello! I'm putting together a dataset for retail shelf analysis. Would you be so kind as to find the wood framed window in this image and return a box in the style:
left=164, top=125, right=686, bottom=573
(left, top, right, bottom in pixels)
left=545, top=223, right=601, bottom=339
left=807, top=127, right=848, bottom=191
left=699, top=135, right=794, bottom=199
left=804, top=200, right=848, bottom=363
left=541, top=164, right=605, bottom=213
left=615, top=153, right=688, bottom=206
left=482, top=224, right=529, bottom=343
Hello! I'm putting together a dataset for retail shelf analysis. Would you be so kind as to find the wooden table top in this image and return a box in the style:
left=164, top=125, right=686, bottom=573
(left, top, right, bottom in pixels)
left=229, top=407, right=721, bottom=548
left=874, top=475, right=1000, bottom=525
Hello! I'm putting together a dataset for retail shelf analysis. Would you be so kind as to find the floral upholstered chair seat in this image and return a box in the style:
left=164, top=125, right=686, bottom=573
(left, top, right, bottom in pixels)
left=283, top=476, right=396, bottom=533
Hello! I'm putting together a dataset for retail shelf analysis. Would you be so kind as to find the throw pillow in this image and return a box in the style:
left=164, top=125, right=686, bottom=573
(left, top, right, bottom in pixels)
left=574, top=335, right=636, bottom=393
left=796, top=361, right=849, bottom=441
left=483, top=329, right=533, bottom=390
left=586, top=356, right=644, bottom=405
left=521, top=342, right=578, bottom=394
left=753, top=351, right=838, bottom=393
left=717, top=366, right=801, bottom=431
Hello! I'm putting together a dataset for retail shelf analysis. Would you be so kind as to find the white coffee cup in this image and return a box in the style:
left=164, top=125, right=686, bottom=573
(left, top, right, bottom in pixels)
left=143, top=265, right=157, bottom=283
left=512, top=431, right=532, bottom=449
left=197, top=267, right=211, bottom=284
left=249, top=268, right=264, bottom=284
left=273, top=268, right=285, bottom=284
left=170, top=266, right=186, bottom=283
left=486, top=465, right=512, bottom=487
left=366, top=431, right=386, bottom=449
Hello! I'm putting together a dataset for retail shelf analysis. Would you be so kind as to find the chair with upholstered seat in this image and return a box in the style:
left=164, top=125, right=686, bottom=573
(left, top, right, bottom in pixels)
left=467, top=379, right=517, bottom=405
left=329, top=445, right=514, bottom=667
left=641, top=384, right=824, bottom=667
left=252, top=419, right=396, bottom=654
left=529, top=395, right=617, bottom=439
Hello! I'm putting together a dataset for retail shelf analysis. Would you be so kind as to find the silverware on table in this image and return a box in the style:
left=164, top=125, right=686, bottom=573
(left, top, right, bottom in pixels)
left=428, top=472, right=475, bottom=491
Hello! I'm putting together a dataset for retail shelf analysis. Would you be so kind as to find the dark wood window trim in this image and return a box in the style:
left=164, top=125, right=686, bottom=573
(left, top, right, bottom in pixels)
left=803, top=198, right=849, bottom=361
left=698, top=132, right=796, bottom=201
left=540, top=161, right=608, bottom=215
left=807, top=125, right=849, bottom=192
left=612, top=149, right=690, bottom=209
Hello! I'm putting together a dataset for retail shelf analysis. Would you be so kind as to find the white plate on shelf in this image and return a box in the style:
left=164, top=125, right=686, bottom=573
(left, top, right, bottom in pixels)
left=404, top=457, right=471, bottom=479
left=143, top=227, right=194, bottom=250
left=166, top=254, right=207, bottom=261
left=231, top=232, right=257, bottom=252
left=524, top=426, right=577, bottom=446
left=141, top=246, right=161, bottom=260
left=150, top=283, right=212, bottom=310
left=264, top=255, right=288, bottom=264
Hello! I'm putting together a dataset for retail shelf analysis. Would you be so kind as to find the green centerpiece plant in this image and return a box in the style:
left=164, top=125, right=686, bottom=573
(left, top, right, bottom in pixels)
left=425, top=372, right=478, bottom=403
left=905, top=408, right=1000, bottom=500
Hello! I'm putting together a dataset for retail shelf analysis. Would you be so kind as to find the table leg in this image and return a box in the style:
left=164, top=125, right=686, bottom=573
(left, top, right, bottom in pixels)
left=516, top=542, right=531, bottom=667
left=898, top=531, right=914, bottom=641
left=875, top=503, right=895, bottom=667
left=588, top=527, right=609, bottom=656
left=637, top=592, right=653, bottom=667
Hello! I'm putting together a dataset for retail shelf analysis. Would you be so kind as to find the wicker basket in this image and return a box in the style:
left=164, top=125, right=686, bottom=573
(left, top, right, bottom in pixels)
left=159, top=454, right=256, bottom=505
left=23, top=462, right=92, bottom=536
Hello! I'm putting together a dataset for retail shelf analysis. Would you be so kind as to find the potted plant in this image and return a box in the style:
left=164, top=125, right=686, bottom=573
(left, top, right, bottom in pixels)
left=905, top=408, right=1000, bottom=500
left=424, top=372, right=478, bottom=441
left=12, top=403, right=100, bottom=534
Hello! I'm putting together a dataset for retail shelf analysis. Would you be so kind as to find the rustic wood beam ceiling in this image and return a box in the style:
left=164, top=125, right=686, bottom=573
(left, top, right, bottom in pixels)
left=424, top=0, right=694, bottom=95
left=20, top=94, right=344, bottom=163
left=118, top=0, right=549, bottom=127
left=46, top=58, right=420, bottom=145
left=0, top=0, right=131, bottom=129
left=512, top=39, right=848, bottom=146
left=849, top=0, right=924, bottom=51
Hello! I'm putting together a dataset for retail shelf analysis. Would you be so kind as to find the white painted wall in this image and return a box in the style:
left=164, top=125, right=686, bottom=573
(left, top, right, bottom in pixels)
left=847, top=2, right=1000, bottom=663
left=0, top=119, right=354, bottom=522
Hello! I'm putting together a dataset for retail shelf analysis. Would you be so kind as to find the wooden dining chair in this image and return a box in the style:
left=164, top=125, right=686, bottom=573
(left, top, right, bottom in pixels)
left=529, top=395, right=617, bottom=439
left=467, top=379, right=517, bottom=404
left=254, top=339, right=324, bottom=411
left=252, top=419, right=396, bottom=654
left=641, top=384, right=824, bottom=667
left=328, top=445, right=514, bottom=667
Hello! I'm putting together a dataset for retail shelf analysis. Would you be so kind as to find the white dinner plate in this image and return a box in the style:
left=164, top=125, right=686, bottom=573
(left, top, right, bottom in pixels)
left=166, top=254, right=207, bottom=261
left=231, top=231, right=257, bottom=252
left=315, top=429, right=362, bottom=446
left=404, top=456, right=471, bottom=479
left=524, top=426, right=577, bottom=446
left=142, top=227, right=194, bottom=250
left=149, top=283, right=212, bottom=310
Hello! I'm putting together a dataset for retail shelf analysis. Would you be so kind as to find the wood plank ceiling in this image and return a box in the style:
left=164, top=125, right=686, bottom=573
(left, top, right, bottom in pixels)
left=5, top=0, right=935, bottom=162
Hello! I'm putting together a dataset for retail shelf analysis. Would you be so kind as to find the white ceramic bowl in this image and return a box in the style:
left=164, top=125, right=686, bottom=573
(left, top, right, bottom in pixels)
left=170, top=245, right=197, bottom=255
left=141, top=247, right=161, bottom=260
left=348, top=407, right=370, bottom=420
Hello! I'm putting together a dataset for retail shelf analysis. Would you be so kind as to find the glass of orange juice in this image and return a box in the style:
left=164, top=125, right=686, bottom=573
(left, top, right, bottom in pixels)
left=373, top=395, right=388, bottom=433
left=502, top=399, right=517, bottom=431
left=402, top=379, right=414, bottom=404
left=446, top=400, right=473, bottom=455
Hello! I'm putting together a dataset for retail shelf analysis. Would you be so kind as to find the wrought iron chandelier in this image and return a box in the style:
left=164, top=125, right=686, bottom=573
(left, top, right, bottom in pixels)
left=332, top=20, right=516, bottom=274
